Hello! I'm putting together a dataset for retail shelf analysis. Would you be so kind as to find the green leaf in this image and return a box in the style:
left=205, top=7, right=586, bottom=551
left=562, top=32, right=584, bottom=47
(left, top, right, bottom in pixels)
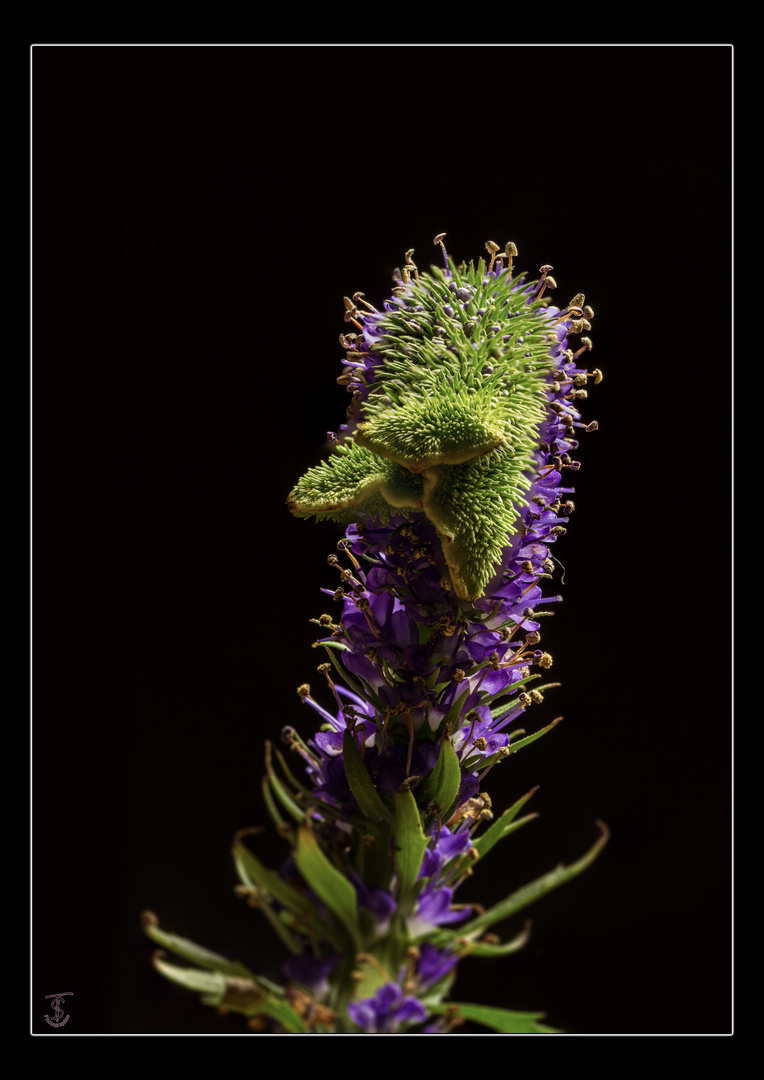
left=248, top=997, right=308, bottom=1034
left=471, top=788, right=539, bottom=863
left=430, top=1001, right=560, bottom=1034
left=453, top=821, right=610, bottom=940
left=151, top=951, right=308, bottom=1030
left=420, top=727, right=464, bottom=819
left=394, top=786, right=429, bottom=907
left=293, top=826, right=361, bottom=949
left=342, top=729, right=395, bottom=825
left=437, top=738, right=464, bottom=821
left=436, top=684, right=471, bottom=737
left=266, top=767, right=306, bottom=825
left=320, top=640, right=367, bottom=698
left=461, top=921, right=532, bottom=958
left=141, top=911, right=254, bottom=978
left=232, top=832, right=317, bottom=922
left=506, top=717, right=562, bottom=755
left=151, top=952, right=228, bottom=1003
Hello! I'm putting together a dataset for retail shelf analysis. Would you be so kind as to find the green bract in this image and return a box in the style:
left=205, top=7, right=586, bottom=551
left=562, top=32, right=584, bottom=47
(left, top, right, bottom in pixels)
left=287, top=252, right=561, bottom=601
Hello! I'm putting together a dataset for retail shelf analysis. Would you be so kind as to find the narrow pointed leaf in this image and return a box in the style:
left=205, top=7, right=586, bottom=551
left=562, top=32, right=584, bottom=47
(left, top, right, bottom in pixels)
left=266, top=768, right=306, bottom=825
left=248, top=998, right=308, bottom=1034
left=293, top=826, right=361, bottom=948
left=472, top=788, right=540, bottom=862
left=454, top=821, right=609, bottom=939
left=232, top=834, right=316, bottom=920
left=151, top=952, right=227, bottom=1002
left=430, top=1001, right=559, bottom=1033
left=141, top=913, right=254, bottom=978
left=342, top=729, right=395, bottom=825
left=462, top=921, right=532, bottom=958
left=506, top=717, right=563, bottom=755
left=394, top=785, right=429, bottom=905
left=420, top=733, right=462, bottom=817
left=436, top=738, right=463, bottom=819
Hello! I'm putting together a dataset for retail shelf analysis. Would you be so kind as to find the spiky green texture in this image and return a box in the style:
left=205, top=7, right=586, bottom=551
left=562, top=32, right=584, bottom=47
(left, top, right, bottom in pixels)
left=355, top=258, right=556, bottom=471
left=289, top=255, right=561, bottom=600
left=286, top=441, right=424, bottom=525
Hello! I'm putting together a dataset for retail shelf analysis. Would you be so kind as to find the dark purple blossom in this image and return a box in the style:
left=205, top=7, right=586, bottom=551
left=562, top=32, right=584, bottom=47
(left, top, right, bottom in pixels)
left=348, top=983, right=428, bottom=1033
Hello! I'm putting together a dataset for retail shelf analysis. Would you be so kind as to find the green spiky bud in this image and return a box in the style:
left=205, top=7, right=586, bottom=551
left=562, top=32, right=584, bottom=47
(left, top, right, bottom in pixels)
left=288, top=239, right=580, bottom=601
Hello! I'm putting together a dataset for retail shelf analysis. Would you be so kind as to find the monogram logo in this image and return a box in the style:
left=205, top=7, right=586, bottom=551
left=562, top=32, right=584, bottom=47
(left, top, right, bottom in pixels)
left=44, top=992, right=72, bottom=1028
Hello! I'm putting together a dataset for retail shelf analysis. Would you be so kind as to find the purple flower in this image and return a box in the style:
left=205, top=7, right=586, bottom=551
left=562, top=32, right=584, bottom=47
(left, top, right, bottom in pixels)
left=348, top=983, right=427, bottom=1033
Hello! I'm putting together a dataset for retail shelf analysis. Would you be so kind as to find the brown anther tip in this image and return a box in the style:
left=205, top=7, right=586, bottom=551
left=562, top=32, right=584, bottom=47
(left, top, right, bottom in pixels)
left=485, top=241, right=500, bottom=254
left=593, top=368, right=603, bottom=383
left=141, top=910, right=159, bottom=930
left=433, top=232, right=447, bottom=244
left=505, top=241, right=518, bottom=256
left=539, top=264, right=554, bottom=274
left=570, top=292, right=585, bottom=308
left=297, top=683, right=311, bottom=699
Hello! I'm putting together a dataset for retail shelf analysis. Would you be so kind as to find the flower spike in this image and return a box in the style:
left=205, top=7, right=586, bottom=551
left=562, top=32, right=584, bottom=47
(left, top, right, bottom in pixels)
left=145, top=236, right=605, bottom=1035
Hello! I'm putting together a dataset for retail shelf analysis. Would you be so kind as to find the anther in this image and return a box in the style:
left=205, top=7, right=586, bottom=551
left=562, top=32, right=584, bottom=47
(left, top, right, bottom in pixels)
left=485, top=240, right=500, bottom=272
left=353, top=291, right=379, bottom=313
left=573, top=337, right=593, bottom=359
left=537, top=265, right=555, bottom=301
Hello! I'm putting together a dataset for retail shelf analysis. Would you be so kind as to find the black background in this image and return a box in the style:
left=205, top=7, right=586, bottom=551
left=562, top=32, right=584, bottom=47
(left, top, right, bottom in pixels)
left=32, top=45, right=732, bottom=1036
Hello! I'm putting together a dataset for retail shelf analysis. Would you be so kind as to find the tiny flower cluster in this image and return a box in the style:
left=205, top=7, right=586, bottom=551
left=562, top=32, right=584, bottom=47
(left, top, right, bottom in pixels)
left=144, top=238, right=606, bottom=1034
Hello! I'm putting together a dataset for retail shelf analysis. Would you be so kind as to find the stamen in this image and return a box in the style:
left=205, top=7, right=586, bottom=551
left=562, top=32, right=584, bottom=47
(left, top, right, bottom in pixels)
left=485, top=240, right=500, bottom=272
left=433, top=232, right=449, bottom=270
left=573, top=337, right=593, bottom=359
left=317, top=662, right=344, bottom=712
left=353, top=291, right=379, bottom=313
left=536, top=265, right=556, bottom=301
